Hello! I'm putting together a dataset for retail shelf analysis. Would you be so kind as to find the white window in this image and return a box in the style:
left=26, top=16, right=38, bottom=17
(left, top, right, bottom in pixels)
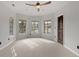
left=19, top=20, right=26, bottom=33
left=9, top=17, right=14, bottom=35
left=31, top=21, right=39, bottom=33
left=44, top=20, right=51, bottom=34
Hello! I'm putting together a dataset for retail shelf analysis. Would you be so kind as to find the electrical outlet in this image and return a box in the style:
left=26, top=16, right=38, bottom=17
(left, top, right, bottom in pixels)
left=8, top=38, right=10, bottom=40
left=77, top=46, right=79, bottom=49
left=0, top=42, right=2, bottom=45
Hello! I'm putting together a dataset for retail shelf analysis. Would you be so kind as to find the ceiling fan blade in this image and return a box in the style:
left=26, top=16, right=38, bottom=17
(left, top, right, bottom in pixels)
left=40, top=1, right=51, bottom=6
left=25, top=3, right=36, bottom=6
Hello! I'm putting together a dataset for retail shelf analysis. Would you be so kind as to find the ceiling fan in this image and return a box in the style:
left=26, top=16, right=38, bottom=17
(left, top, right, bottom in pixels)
left=25, top=1, right=51, bottom=12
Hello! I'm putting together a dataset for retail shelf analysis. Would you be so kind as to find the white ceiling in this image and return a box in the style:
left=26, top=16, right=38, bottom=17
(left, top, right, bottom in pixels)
left=1, top=1, right=68, bottom=16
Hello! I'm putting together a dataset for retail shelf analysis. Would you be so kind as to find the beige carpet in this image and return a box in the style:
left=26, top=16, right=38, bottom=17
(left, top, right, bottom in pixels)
left=0, top=38, right=77, bottom=57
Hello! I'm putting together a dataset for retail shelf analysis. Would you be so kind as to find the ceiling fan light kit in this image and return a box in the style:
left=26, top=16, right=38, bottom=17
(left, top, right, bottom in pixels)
left=25, top=1, right=51, bottom=12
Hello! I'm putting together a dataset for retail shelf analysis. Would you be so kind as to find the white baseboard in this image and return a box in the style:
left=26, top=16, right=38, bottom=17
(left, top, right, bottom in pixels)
left=64, top=45, right=79, bottom=56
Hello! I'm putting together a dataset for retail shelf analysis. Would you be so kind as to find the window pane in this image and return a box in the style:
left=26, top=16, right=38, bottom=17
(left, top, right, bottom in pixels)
left=44, top=20, right=51, bottom=34
left=31, top=21, right=39, bottom=33
left=19, top=20, right=26, bottom=33
left=9, top=17, right=14, bottom=35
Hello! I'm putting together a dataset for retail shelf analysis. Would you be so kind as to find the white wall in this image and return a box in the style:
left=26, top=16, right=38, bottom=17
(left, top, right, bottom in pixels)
left=41, top=14, right=55, bottom=40
left=55, top=2, right=79, bottom=56
left=0, top=2, right=16, bottom=49
left=16, top=13, right=55, bottom=41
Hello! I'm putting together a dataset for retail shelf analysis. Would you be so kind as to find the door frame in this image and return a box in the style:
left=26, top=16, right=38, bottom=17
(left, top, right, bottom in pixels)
left=57, top=15, right=63, bottom=45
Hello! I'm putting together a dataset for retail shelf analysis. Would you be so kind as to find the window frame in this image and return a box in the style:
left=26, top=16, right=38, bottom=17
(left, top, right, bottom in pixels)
left=44, top=20, right=52, bottom=34
left=9, top=17, right=14, bottom=35
left=18, top=20, right=26, bottom=34
left=31, top=21, right=39, bottom=33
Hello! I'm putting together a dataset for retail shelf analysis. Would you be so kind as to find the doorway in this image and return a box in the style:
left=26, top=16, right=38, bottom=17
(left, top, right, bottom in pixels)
left=58, top=15, right=63, bottom=45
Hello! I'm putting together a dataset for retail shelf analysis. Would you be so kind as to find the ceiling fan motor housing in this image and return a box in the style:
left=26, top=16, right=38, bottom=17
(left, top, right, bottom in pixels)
left=36, top=2, right=40, bottom=5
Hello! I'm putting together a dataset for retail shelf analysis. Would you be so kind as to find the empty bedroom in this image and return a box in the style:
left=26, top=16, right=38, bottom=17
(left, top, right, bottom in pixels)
left=0, top=0, right=79, bottom=57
